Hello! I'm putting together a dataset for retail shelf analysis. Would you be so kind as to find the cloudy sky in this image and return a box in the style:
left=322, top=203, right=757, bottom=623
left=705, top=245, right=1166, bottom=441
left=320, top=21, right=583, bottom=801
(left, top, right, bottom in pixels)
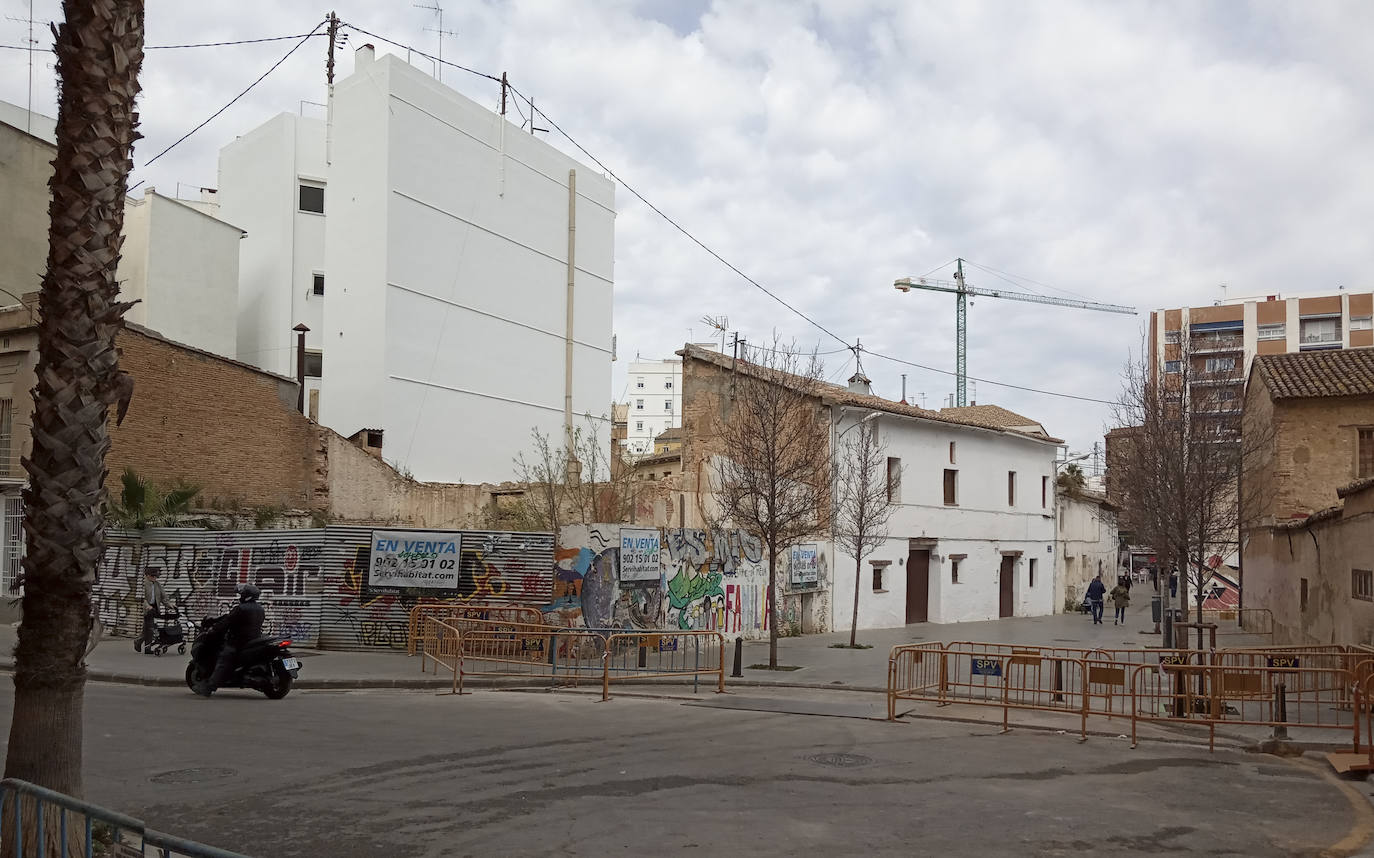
left=3, top=0, right=1372, bottom=461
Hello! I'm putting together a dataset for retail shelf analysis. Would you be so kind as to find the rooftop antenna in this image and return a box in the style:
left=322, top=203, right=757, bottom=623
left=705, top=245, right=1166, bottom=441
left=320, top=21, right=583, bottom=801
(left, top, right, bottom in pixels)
left=701, top=314, right=729, bottom=353
left=413, top=2, right=457, bottom=82
left=5, top=0, right=36, bottom=133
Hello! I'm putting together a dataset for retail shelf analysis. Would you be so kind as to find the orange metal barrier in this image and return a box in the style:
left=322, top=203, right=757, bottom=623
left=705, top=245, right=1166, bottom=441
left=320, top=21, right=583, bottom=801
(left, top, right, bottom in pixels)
left=417, top=616, right=463, bottom=694
left=407, top=603, right=544, bottom=655
left=603, top=632, right=726, bottom=699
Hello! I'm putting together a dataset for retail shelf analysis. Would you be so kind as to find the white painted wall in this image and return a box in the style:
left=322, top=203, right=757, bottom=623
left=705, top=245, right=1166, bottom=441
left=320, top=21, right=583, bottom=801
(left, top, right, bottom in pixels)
left=216, top=112, right=326, bottom=386
left=118, top=191, right=240, bottom=357
left=1053, top=491, right=1120, bottom=612
left=831, top=410, right=1058, bottom=631
left=319, top=51, right=615, bottom=483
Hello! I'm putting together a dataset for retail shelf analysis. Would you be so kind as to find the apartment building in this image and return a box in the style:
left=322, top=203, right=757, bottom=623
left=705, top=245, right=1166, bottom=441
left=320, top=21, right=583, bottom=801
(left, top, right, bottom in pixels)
left=623, top=346, right=720, bottom=456
left=216, top=46, right=616, bottom=483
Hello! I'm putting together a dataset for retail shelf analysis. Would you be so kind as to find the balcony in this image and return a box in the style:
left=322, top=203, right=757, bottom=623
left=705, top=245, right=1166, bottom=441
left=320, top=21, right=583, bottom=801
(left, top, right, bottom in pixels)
left=1190, top=374, right=1243, bottom=386
left=1190, top=335, right=1243, bottom=354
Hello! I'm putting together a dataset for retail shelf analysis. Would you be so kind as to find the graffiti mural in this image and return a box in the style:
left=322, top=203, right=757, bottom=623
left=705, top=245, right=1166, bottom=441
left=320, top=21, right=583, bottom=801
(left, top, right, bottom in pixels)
left=555, top=525, right=800, bottom=640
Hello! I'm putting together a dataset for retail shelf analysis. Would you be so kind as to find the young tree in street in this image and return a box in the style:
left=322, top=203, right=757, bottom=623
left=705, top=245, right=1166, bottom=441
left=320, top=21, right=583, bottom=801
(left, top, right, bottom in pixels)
left=713, top=340, right=829, bottom=668
left=1109, top=339, right=1269, bottom=648
left=4, top=0, right=144, bottom=836
left=833, top=420, right=895, bottom=648
left=506, top=415, right=634, bottom=532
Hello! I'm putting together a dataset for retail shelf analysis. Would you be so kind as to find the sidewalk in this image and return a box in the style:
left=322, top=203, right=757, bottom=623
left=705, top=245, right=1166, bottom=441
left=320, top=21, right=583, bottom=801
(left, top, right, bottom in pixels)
left=0, top=601, right=1267, bottom=693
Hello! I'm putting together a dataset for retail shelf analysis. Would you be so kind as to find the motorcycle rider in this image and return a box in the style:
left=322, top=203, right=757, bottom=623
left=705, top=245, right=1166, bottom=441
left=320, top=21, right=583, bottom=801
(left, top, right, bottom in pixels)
left=197, top=583, right=266, bottom=696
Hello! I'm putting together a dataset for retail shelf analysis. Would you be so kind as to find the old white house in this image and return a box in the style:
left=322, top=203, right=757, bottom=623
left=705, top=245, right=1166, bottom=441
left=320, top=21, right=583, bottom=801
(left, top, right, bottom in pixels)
left=1053, top=488, right=1120, bottom=613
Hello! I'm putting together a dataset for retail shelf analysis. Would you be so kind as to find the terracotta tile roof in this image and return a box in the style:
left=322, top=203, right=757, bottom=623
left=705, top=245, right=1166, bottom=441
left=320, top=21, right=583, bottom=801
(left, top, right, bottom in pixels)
left=1252, top=348, right=1374, bottom=400
left=654, top=426, right=684, bottom=441
left=677, top=344, right=1062, bottom=444
left=939, top=404, right=1047, bottom=434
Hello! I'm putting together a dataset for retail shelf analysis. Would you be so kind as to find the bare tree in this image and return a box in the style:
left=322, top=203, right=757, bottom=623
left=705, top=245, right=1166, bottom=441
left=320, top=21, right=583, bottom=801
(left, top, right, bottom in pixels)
left=1109, top=336, right=1270, bottom=647
left=833, top=421, right=895, bottom=648
left=4, top=0, right=143, bottom=848
left=713, top=339, right=829, bottom=668
left=505, top=415, right=634, bottom=532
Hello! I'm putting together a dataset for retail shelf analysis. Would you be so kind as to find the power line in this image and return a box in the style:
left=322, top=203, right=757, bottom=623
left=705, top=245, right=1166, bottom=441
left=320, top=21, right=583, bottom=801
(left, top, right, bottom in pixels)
left=859, top=347, right=1115, bottom=404
left=145, top=33, right=327, bottom=50
left=338, top=21, right=500, bottom=83
left=507, top=81, right=853, bottom=351
left=141, top=20, right=326, bottom=168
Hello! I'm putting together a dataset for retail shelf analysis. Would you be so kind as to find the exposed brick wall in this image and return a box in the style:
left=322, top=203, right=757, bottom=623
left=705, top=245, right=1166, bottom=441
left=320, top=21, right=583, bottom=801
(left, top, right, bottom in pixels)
left=108, top=326, right=317, bottom=509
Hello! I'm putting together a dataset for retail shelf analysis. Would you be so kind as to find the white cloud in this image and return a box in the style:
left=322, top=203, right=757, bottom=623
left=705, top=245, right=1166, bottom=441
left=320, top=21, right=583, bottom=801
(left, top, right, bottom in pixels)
left=2, top=0, right=1371, bottom=459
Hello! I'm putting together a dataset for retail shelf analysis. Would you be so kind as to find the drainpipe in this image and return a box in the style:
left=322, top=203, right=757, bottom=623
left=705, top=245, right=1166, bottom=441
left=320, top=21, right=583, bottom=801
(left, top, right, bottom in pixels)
left=564, top=169, right=576, bottom=454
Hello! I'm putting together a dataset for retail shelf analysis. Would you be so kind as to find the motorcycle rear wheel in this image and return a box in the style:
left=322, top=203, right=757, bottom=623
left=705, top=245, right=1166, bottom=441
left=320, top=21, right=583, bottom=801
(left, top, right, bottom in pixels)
left=262, top=662, right=293, bottom=700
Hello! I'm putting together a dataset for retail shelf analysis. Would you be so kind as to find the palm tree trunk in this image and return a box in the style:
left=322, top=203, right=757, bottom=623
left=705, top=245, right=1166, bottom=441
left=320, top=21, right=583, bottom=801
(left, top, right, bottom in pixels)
left=3, top=0, right=144, bottom=821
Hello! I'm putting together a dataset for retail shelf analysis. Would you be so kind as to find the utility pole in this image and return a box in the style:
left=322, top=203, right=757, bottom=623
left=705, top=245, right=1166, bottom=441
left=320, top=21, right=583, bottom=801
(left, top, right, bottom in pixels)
left=325, top=11, right=340, bottom=85
left=500, top=72, right=508, bottom=116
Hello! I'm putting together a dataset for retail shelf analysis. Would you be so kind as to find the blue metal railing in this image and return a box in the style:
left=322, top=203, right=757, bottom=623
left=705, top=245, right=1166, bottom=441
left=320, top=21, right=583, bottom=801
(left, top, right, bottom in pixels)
left=0, top=778, right=250, bottom=857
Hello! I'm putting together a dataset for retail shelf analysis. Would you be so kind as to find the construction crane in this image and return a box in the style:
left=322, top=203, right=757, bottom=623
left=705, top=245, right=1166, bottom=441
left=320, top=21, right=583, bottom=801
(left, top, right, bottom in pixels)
left=894, top=258, right=1136, bottom=406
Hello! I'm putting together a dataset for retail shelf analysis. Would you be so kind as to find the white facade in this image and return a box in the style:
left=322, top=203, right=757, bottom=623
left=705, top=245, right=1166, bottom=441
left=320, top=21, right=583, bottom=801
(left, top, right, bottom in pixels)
left=1053, top=490, right=1119, bottom=613
left=832, top=410, right=1059, bottom=630
left=118, top=189, right=242, bottom=358
left=625, top=358, right=682, bottom=454
left=215, top=112, right=326, bottom=415
left=217, top=49, right=615, bottom=482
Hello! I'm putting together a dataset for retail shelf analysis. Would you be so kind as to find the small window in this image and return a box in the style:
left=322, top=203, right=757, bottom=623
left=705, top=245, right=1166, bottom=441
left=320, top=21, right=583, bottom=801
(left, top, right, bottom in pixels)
left=886, top=457, right=901, bottom=504
left=298, top=183, right=324, bottom=214
left=1041, top=475, right=1049, bottom=508
left=366, top=431, right=383, bottom=448
left=1029, top=558, right=1037, bottom=588
left=943, top=469, right=957, bottom=505
left=1164, top=360, right=1181, bottom=374
left=636, top=377, right=644, bottom=389
left=1257, top=323, right=1285, bottom=340
left=1354, top=569, right=1373, bottom=602
left=951, top=559, right=960, bottom=584
left=635, top=421, right=643, bottom=431
left=312, top=274, right=325, bottom=296
left=1359, top=428, right=1374, bottom=478
left=1218, top=388, right=1237, bottom=401
left=1007, top=471, right=1016, bottom=507
left=948, top=441, right=956, bottom=464
left=1352, top=316, right=1373, bottom=332
left=303, top=350, right=323, bottom=378
left=664, top=400, right=672, bottom=411
left=872, top=565, right=885, bottom=592
left=1300, top=578, right=1309, bottom=612
left=635, top=399, right=644, bottom=410
left=665, top=379, right=673, bottom=389
left=1204, top=357, right=1236, bottom=373
left=1164, top=330, right=1181, bottom=344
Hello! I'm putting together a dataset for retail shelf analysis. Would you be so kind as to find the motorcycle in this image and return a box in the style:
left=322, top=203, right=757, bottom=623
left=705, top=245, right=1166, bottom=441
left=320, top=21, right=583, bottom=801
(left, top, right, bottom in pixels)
left=184, top=615, right=300, bottom=699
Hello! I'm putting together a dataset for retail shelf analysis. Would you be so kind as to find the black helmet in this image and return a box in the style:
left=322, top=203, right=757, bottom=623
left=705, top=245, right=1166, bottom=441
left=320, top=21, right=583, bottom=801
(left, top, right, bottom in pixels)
left=237, top=584, right=261, bottom=602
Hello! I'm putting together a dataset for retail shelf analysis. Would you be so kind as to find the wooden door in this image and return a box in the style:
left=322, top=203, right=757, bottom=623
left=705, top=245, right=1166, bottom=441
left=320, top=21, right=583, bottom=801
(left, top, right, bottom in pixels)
left=906, top=549, right=930, bottom=624
left=999, top=555, right=1015, bottom=618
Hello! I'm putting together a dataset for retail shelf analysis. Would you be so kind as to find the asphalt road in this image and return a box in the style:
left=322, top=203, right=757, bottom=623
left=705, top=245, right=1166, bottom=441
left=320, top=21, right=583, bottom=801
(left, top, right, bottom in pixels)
left=0, top=683, right=1368, bottom=857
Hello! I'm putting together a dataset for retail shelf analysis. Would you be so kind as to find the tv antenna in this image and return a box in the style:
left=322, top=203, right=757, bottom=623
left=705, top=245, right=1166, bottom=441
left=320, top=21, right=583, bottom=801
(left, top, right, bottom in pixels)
left=413, top=2, right=457, bottom=82
left=5, top=0, right=36, bottom=133
left=701, top=315, right=730, bottom=352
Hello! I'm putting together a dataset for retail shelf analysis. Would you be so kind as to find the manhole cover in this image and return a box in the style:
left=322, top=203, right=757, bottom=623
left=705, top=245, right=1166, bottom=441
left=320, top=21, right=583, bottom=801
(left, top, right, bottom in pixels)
left=805, top=752, right=872, bottom=768
left=149, top=767, right=237, bottom=784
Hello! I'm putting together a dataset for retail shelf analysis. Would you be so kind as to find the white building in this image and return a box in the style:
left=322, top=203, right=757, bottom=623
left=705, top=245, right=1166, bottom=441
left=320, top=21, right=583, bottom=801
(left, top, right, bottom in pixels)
left=625, top=357, right=682, bottom=455
left=1053, top=488, right=1119, bottom=612
left=215, top=112, right=327, bottom=415
left=215, top=46, right=615, bottom=482
left=829, top=387, right=1061, bottom=629
left=118, top=188, right=242, bottom=358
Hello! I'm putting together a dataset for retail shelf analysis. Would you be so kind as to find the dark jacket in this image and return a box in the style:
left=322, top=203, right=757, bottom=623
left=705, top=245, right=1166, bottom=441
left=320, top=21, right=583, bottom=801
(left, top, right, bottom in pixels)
left=1086, top=579, right=1106, bottom=601
left=215, top=601, right=266, bottom=647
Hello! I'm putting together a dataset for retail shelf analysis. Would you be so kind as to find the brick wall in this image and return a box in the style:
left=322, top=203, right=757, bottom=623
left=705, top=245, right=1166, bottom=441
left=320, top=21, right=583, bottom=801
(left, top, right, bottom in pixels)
left=108, top=325, right=317, bottom=509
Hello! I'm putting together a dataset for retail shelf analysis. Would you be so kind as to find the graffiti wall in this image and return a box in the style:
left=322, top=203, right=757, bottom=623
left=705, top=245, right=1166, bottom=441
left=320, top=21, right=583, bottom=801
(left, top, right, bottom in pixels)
left=93, top=526, right=554, bottom=652
left=554, top=525, right=830, bottom=639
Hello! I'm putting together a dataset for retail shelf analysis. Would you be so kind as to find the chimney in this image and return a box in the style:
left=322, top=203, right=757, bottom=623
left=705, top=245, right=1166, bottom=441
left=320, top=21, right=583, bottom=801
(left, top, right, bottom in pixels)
left=846, top=372, right=872, bottom=396
left=356, top=43, right=375, bottom=66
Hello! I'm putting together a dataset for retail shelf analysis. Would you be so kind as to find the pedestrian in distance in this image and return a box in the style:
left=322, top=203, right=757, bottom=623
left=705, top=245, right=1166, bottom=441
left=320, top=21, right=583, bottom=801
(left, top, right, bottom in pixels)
left=1110, top=577, right=1131, bottom=625
left=1169, top=569, right=1179, bottom=599
left=1086, top=573, right=1107, bottom=625
left=139, top=568, right=169, bottom=654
